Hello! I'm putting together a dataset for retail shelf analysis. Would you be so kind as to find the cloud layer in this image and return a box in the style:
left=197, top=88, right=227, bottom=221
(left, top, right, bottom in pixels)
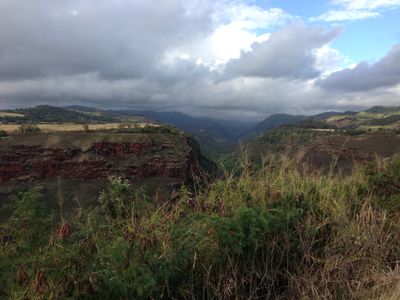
left=0, top=0, right=399, bottom=120
left=312, top=0, right=400, bottom=22
left=318, top=45, right=400, bottom=92
left=224, top=23, right=342, bottom=79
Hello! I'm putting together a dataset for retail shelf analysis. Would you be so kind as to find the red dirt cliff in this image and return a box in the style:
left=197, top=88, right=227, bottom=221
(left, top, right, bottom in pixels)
left=0, top=132, right=211, bottom=184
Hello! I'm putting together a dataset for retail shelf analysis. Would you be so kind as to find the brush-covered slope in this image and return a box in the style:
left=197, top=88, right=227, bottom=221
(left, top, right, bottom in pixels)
left=2, top=154, right=400, bottom=299
left=243, top=124, right=400, bottom=173
left=326, top=106, right=400, bottom=130
left=0, top=105, right=152, bottom=124
left=246, top=111, right=351, bottom=137
left=247, top=105, right=400, bottom=139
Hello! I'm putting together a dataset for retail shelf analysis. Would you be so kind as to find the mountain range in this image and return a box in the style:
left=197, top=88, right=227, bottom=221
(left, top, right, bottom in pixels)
left=1, top=104, right=400, bottom=157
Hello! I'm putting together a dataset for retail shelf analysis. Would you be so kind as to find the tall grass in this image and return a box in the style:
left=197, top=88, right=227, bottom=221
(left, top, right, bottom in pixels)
left=1, top=155, right=400, bottom=299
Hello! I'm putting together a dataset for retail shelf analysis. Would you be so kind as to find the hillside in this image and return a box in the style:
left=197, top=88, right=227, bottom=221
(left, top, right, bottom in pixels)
left=0, top=105, right=154, bottom=125
left=243, top=123, right=400, bottom=173
left=0, top=105, right=244, bottom=157
left=245, top=106, right=400, bottom=139
left=246, top=114, right=306, bottom=137
left=2, top=105, right=400, bottom=299
left=0, top=105, right=118, bottom=124
left=326, top=106, right=400, bottom=130
left=67, top=107, right=254, bottom=156
left=2, top=152, right=400, bottom=298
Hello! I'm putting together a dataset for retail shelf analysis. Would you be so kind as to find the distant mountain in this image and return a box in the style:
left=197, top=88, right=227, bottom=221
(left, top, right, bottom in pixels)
left=64, top=105, right=103, bottom=113
left=247, top=111, right=357, bottom=137
left=311, top=111, right=355, bottom=120
left=4, top=104, right=399, bottom=158
left=363, top=106, right=400, bottom=114
left=121, top=110, right=238, bottom=155
left=116, top=110, right=254, bottom=141
left=241, top=105, right=400, bottom=172
left=65, top=106, right=255, bottom=156
left=0, top=105, right=118, bottom=124
left=246, top=114, right=306, bottom=137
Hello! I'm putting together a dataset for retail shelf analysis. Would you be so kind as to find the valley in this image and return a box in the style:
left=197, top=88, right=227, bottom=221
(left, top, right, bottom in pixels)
left=1, top=104, right=400, bottom=299
left=2, top=2, right=400, bottom=298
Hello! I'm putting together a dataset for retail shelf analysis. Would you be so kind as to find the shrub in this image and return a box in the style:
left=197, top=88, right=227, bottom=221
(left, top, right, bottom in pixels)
left=2, top=157, right=400, bottom=298
left=16, top=123, right=41, bottom=134
left=0, top=130, right=7, bottom=137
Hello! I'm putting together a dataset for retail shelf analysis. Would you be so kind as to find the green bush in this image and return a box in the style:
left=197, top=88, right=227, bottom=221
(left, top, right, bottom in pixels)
left=2, top=157, right=400, bottom=298
left=366, top=157, right=400, bottom=197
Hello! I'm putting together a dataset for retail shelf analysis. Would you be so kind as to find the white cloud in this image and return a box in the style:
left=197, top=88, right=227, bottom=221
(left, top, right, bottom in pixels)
left=164, top=3, right=291, bottom=67
left=333, top=0, right=400, bottom=10
left=213, top=5, right=291, bottom=30
left=313, top=45, right=349, bottom=76
left=312, top=0, right=400, bottom=22
left=310, top=10, right=380, bottom=22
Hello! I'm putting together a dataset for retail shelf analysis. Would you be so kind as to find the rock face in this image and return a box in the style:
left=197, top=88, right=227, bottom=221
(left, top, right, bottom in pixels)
left=0, top=132, right=211, bottom=184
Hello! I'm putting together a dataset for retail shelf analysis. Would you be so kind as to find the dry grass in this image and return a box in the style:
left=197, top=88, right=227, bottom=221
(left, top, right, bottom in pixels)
left=358, top=123, right=400, bottom=132
left=0, top=112, right=24, bottom=118
left=2, top=155, right=400, bottom=299
left=0, top=122, right=159, bottom=133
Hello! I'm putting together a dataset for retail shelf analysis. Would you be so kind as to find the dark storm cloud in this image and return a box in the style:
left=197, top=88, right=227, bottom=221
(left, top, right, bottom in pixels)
left=318, top=44, right=400, bottom=91
left=0, top=0, right=213, bottom=80
left=224, top=23, right=342, bottom=79
left=0, top=0, right=398, bottom=120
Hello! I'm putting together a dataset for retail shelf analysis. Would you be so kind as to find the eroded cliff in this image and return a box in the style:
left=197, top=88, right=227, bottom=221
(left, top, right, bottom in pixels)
left=0, top=131, right=211, bottom=184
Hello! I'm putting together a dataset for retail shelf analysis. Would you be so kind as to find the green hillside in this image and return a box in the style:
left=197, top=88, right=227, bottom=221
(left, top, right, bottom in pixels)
left=0, top=105, right=151, bottom=124
left=1, top=105, right=400, bottom=298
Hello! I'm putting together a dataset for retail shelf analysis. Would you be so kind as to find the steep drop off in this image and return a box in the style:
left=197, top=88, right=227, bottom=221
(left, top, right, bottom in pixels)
left=0, top=131, right=212, bottom=184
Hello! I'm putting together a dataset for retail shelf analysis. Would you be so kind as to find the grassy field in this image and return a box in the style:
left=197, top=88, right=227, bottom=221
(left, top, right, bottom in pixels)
left=0, top=122, right=159, bottom=133
left=2, top=155, right=400, bottom=299
left=0, top=112, right=24, bottom=118
left=358, top=123, right=400, bottom=131
left=357, top=111, right=400, bottom=119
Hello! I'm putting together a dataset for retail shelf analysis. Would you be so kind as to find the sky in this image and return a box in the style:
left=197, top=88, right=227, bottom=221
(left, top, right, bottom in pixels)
left=0, top=0, right=399, bottom=121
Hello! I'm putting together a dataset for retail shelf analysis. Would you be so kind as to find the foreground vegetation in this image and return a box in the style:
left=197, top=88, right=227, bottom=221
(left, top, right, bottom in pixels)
left=1, top=155, right=400, bottom=299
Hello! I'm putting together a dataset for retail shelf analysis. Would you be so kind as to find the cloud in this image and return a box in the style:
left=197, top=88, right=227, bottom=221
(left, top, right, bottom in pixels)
left=317, top=44, right=400, bottom=92
left=0, top=0, right=215, bottom=80
left=0, top=0, right=398, bottom=120
left=223, top=23, right=342, bottom=79
left=313, top=45, right=349, bottom=75
left=333, top=0, right=400, bottom=10
left=0, top=68, right=332, bottom=120
left=310, top=10, right=380, bottom=22
left=312, top=0, right=400, bottom=22
left=163, top=5, right=292, bottom=66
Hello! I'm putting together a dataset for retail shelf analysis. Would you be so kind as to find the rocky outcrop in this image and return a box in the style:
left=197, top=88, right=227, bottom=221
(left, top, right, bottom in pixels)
left=0, top=132, right=212, bottom=184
